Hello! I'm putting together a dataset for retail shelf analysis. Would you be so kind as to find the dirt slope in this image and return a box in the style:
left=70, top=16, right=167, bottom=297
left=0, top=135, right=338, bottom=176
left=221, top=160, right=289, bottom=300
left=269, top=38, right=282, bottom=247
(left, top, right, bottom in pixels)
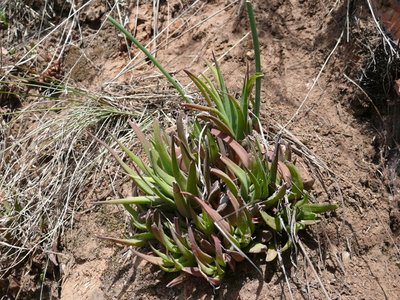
left=1, top=0, right=399, bottom=299
left=59, top=1, right=399, bottom=299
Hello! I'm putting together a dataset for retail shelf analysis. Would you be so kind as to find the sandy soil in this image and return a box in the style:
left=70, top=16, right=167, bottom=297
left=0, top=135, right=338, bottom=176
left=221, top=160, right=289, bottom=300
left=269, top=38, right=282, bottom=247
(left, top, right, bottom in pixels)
left=1, top=0, right=400, bottom=299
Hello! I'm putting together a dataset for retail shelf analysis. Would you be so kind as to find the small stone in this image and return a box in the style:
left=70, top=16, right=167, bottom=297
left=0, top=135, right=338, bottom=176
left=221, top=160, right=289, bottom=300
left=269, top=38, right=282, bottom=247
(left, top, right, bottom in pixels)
left=341, top=251, right=351, bottom=266
left=246, top=50, right=255, bottom=60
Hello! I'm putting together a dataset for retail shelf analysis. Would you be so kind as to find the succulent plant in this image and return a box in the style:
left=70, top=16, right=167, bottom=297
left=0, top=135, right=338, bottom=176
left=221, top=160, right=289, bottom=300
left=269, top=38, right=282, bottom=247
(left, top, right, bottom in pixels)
left=98, top=3, right=337, bottom=286
left=94, top=61, right=337, bottom=286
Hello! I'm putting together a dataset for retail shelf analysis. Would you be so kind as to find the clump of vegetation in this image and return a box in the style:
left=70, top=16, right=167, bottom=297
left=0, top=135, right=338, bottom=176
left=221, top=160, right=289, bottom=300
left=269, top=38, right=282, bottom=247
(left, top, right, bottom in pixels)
left=96, top=1, right=337, bottom=287
left=96, top=91, right=337, bottom=285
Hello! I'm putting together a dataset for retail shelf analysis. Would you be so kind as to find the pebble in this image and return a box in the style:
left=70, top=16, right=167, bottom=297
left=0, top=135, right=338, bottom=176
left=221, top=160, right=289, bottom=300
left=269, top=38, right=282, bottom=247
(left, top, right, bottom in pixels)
left=342, top=251, right=351, bottom=266
left=246, top=50, right=255, bottom=60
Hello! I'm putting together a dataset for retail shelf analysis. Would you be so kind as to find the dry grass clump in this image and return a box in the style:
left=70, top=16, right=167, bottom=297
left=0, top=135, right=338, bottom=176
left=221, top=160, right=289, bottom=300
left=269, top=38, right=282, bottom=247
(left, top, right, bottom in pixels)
left=0, top=83, right=151, bottom=279
left=0, top=0, right=72, bottom=43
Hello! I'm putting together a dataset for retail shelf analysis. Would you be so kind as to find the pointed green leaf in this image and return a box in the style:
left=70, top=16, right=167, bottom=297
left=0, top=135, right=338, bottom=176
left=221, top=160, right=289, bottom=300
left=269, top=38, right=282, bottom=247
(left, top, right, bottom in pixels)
left=146, top=170, right=175, bottom=201
left=210, top=55, right=234, bottom=131
left=153, top=120, right=173, bottom=175
left=187, top=161, right=199, bottom=196
left=262, top=184, right=286, bottom=209
left=203, top=137, right=212, bottom=196
left=211, top=168, right=239, bottom=198
left=128, top=120, right=151, bottom=156
left=196, top=259, right=216, bottom=277
left=201, top=207, right=215, bottom=233
left=97, top=233, right=153, bottom=247
left=252, top=154, right=269, bottom=198
left=148, top=185, right=175, bottom=206
left=184, top=70, right=221, bottom=110
left=294, top=191, right=310, bottom=207
left=187, top=225, right=214, bottom=264
left=123, top=204, right=147, bottom=231
left=170, top=253, right=196, bottom=269
left=173, top=183, right=190, bottom=218
left=171, top=136, right=187, bottom=189
left=110, top=133, right=153, bottom=177
left=297, top=209, right=317, bottom=221
left=94, top=196, right=161, bottom=205
left=169, top=224, right=193, bottom=260
left=131, top=248, right=164, bottom=266
left=286, top=162, right=304, bottom=200
left=227, top=94, right=246, bottom=140
left=150, top=222, right=179, bottom=254
left=149, top=149, right=175, bottom=186
left=298, top=220, right=320, bottom=226
left=127, top=174, right=155, bottom=196
left=241, top=72, right=262, bottom=114
left=90, top=133, right=154, bottom=195
left=149, top=245, right=176, bottom=269
left=206, top=131, right=219, bottom=163
left=281, top=239, right=292, bottom=253
left=220, top=156, right=250, bottom=198
left=301, top=203, right=338, bottom=214
left=260, top=210, right=282, bottom=231
left=247, top=168, right=261, bottom=202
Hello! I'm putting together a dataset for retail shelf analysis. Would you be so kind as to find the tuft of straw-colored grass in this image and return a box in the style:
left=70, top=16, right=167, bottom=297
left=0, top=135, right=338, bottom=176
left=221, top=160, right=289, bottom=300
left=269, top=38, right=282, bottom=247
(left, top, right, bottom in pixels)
left=0, top=77, right=153, bottom=279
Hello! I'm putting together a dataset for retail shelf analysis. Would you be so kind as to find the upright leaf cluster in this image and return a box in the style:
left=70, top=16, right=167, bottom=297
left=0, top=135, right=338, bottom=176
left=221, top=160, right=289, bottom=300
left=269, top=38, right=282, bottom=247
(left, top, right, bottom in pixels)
left=101, top=2, right=337, bottom=286
left=96, top=66, right=337, bottom=286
